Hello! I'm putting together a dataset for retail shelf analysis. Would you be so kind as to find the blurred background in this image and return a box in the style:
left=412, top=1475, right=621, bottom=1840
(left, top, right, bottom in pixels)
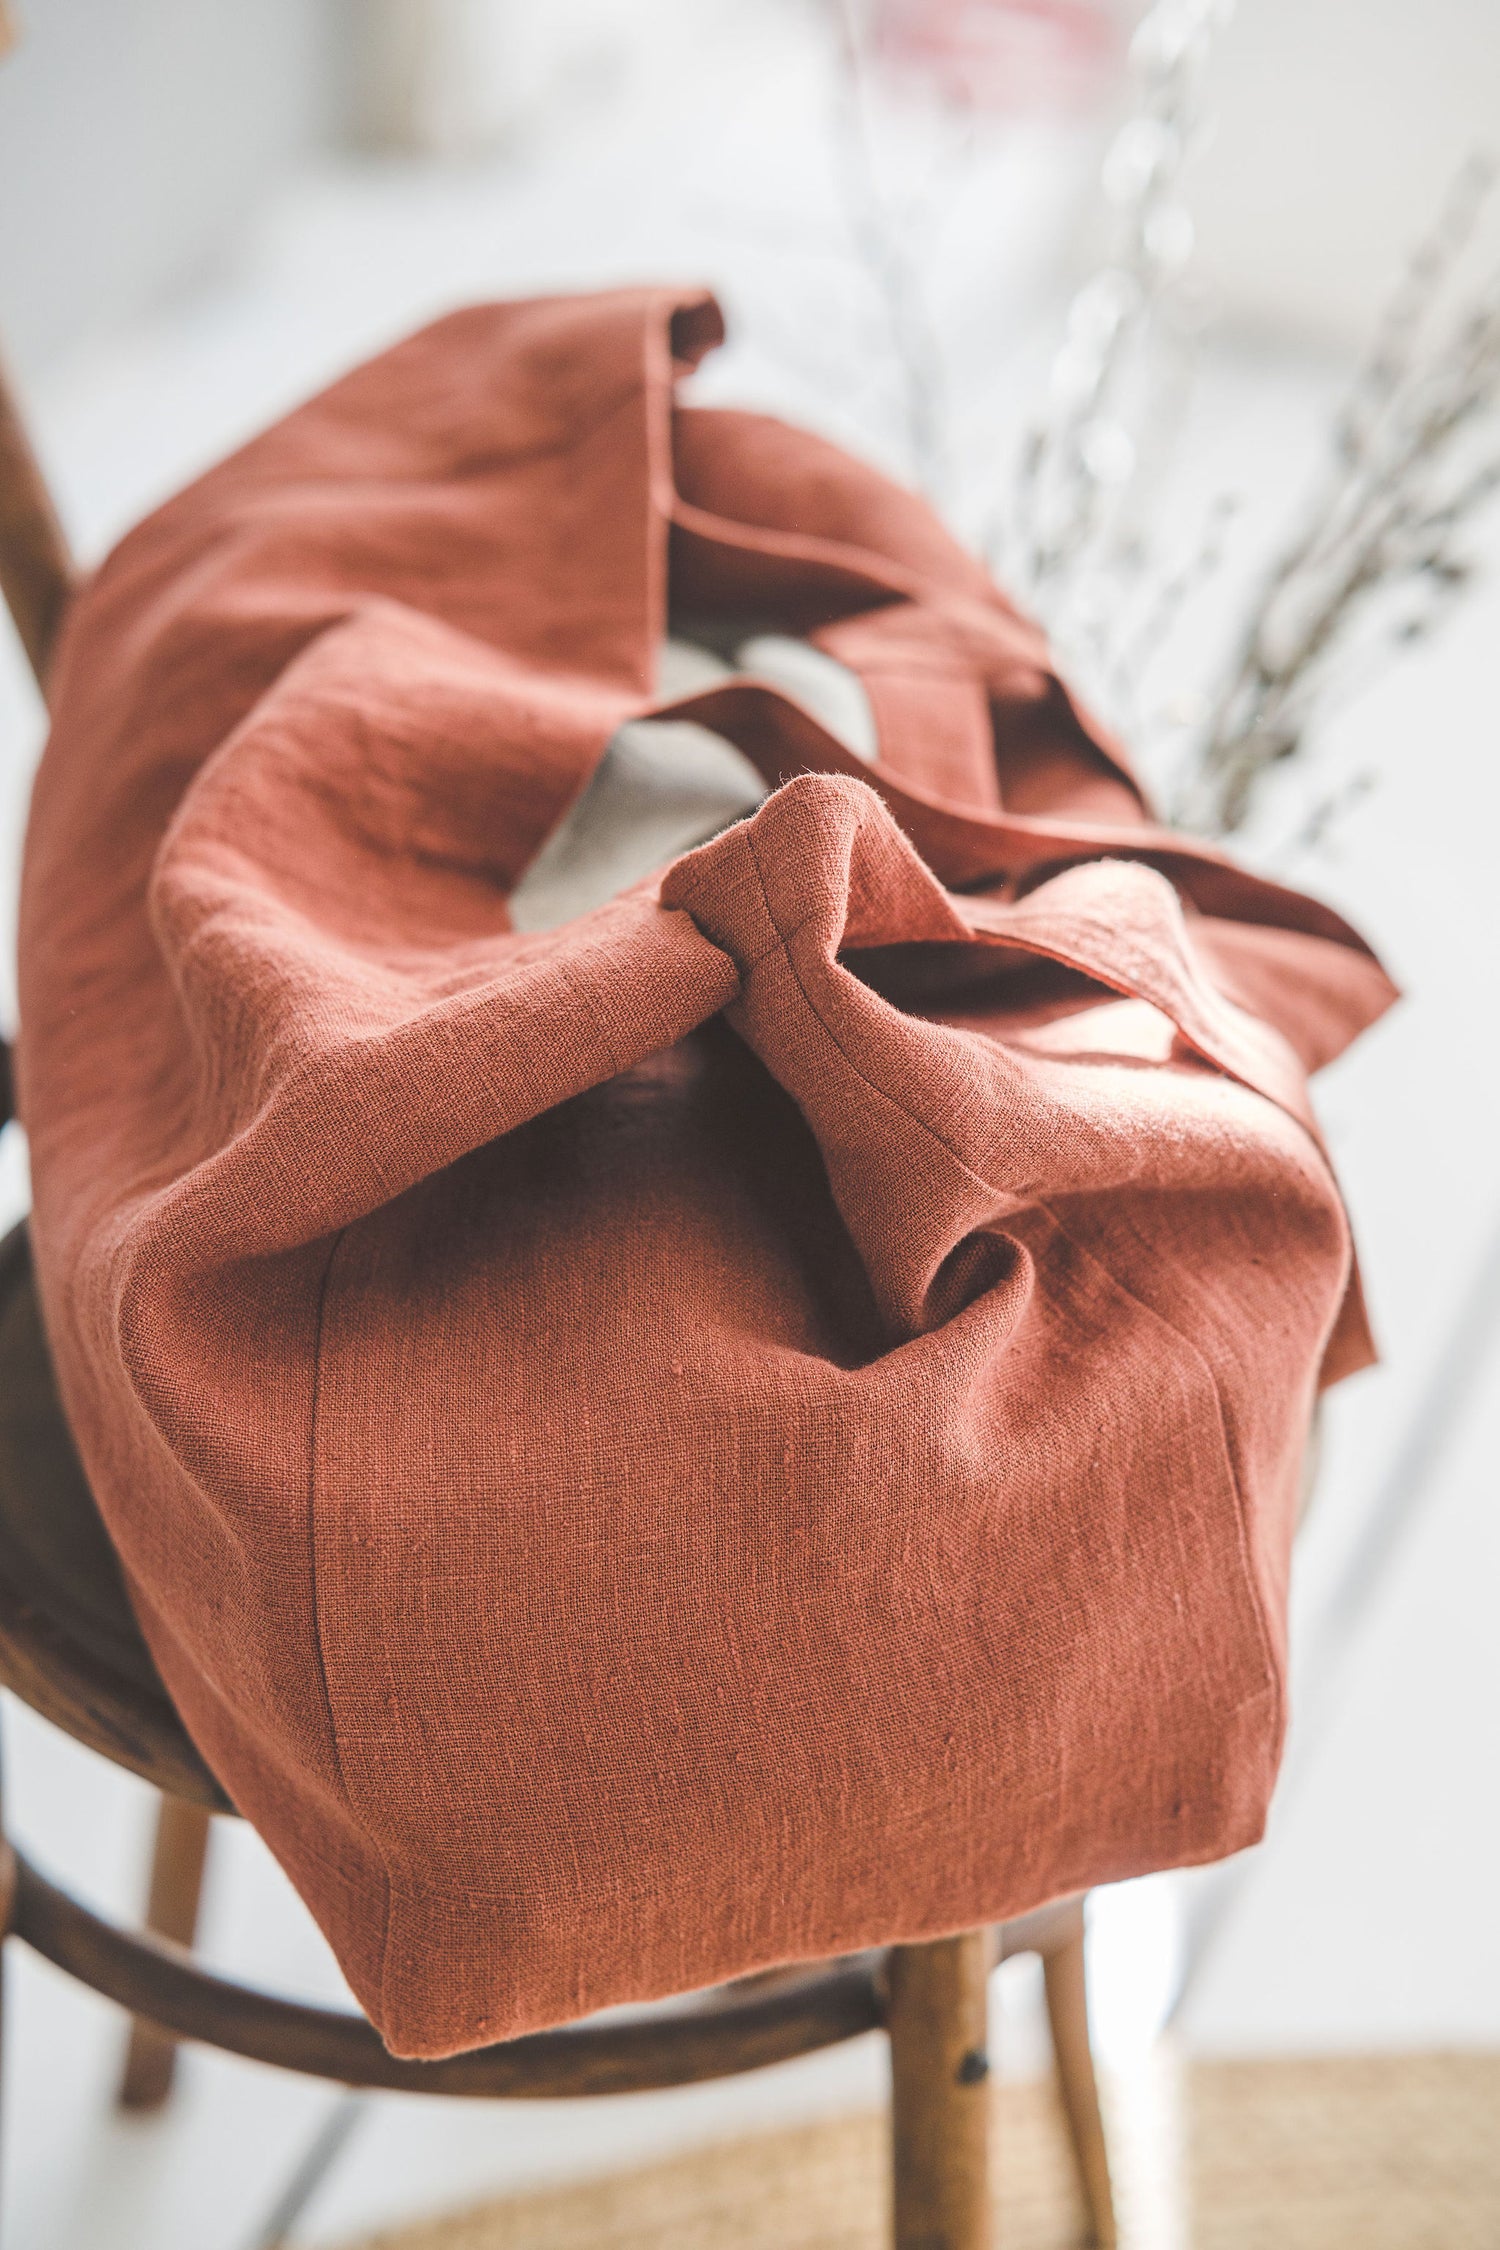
left=1, top=2, right=1497, bottom=2245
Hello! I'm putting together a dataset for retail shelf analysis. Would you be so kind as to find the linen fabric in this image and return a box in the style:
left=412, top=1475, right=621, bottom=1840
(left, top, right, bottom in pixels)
left=17, top=288, right=1395, bottom=2058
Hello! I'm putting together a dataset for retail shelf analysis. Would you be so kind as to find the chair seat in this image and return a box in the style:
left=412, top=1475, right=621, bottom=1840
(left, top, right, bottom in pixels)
left=0, top=1220, right=230, bottom=1809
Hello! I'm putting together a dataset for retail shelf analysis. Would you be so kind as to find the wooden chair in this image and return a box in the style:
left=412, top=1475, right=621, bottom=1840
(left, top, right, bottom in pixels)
left=0, top=349, right=1117, bottom=2250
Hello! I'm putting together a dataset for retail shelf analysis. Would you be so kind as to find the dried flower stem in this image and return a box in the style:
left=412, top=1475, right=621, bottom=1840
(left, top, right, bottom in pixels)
left=1179, top=155, right=1500, bottom=834
left=830, top=0, right=951, bottom=501
left=1004, top=0, right=1230, bottom=610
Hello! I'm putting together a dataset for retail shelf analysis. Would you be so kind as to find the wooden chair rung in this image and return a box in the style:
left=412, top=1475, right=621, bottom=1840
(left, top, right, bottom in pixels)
left=9, top=1843, right=886, bottom=2099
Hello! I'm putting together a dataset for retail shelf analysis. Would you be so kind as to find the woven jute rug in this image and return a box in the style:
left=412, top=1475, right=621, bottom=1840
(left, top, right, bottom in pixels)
left=339, top=2053, right=1500, bottom=2250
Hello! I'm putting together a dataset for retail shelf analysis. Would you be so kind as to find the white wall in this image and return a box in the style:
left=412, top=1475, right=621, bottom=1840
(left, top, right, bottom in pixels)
left=0, top=0, right=347, bottom=381
left=1189, top=0, right=1500, bottom=348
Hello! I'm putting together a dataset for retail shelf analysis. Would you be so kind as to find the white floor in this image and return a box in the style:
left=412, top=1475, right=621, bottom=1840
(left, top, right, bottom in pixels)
left=2, top=17, right=1498, bottom=2245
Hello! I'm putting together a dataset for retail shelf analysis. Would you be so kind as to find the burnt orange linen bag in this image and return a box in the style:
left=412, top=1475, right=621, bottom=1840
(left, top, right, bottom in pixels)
left=17, top=288, right=1395, bottom=2059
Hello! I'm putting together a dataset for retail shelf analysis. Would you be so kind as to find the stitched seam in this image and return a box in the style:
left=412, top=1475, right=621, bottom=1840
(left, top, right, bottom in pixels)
left=1036, top=1198, right=1284, bottom=1739
left=742, top=828, right=1005, bottom=1196
left=739, top=825, right=1281, bottom=1739
left=307, top=1223, right=397, bottom=2029
left=741, top=824, right=1284, bottom=1747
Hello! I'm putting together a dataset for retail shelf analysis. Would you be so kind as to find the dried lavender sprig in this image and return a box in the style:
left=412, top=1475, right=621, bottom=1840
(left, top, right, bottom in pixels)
left=1332, top=153, right=1495, bottom=470
left=1284, top=770, right=1377, bottom=866
left=830, top=0, right=951, bottom=502
left=1268, top=238, right=1500, bottom=630
left=1004, top=0, right=1232, bottom=613
left=1110, top=487, right=1239, bottom=722
left=1180, top=166, right=1500, bottom=835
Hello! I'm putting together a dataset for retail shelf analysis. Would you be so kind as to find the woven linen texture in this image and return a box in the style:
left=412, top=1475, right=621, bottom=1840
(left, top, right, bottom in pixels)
left=17, top=288, right=1396, bottom=2057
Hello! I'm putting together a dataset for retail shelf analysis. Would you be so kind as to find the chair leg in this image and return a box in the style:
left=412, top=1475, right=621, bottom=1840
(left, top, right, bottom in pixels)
left=1, top=1831, right=12, bottom=2246
left=1041, top=1904, right=1117, bottom=2249
left=887, top=1928, right=992, bottom=2250
left=117, top=1795, right=213, bottom=2112
left=0, top=1910, right=7, bottom=2250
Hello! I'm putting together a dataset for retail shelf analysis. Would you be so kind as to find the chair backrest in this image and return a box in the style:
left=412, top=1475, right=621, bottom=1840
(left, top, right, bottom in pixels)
left=0, top=345, right=76, bottom=1122
left=0, top=351, right=74, bottom=696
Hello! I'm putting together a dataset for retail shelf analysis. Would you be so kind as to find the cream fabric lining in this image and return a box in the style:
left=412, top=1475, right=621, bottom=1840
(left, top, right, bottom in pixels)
left=509, top=637, right=877, bottom=933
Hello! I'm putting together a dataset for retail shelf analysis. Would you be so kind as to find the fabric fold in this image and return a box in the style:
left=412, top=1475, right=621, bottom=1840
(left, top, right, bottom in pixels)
left=18, top=284, right=1394, bottom=2058
left=662, top=774, right=1335, bottom=1342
